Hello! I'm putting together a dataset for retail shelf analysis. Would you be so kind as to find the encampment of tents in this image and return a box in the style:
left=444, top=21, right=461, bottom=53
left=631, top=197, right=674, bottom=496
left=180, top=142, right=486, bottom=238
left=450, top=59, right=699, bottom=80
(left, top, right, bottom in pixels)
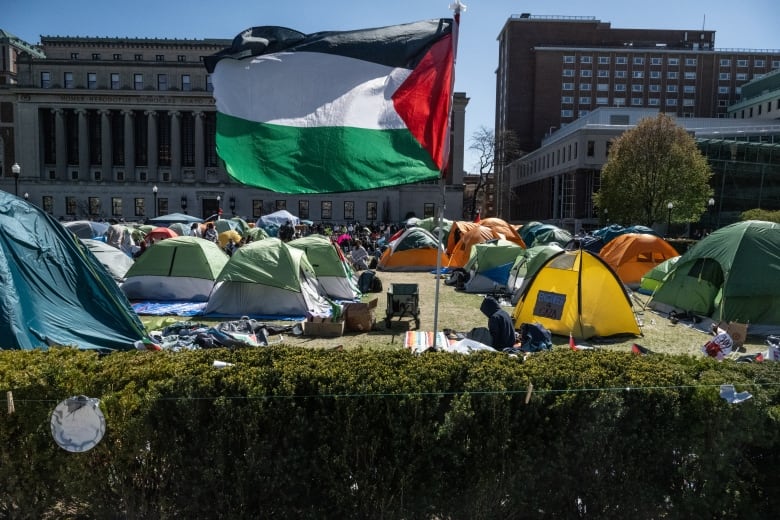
left=121, top=236, right=229, bottom=302
left=649, top=220, right=780, bottom=335
left=289, top=234, right=361, bottom=300
left=599, top=233, right=680, bottom=289
left=512, top=249, right=641, bottom=339
left=377, top=227, right=450, bottom=272
left=0, top=193, right=146, bottom=351
left=205, top=237, right=334, bottom=317
left=462, top=239, right=525, bottom=294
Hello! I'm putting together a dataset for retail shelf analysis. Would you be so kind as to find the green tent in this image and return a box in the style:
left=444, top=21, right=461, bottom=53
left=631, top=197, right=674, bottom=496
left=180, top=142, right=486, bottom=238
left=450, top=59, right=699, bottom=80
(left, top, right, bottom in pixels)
left=0, top=193, right=147, bottom=351
left=462, top=239, right=525, bottom=294
left=205, top=238, right=334, bottom=317
left=650, top=220, right=780, bottom=334
left=289, top=234, right=360, bottom=300
left=122, top=236, right=229, bottom=301
left=638, top=256, right=681, bottom=295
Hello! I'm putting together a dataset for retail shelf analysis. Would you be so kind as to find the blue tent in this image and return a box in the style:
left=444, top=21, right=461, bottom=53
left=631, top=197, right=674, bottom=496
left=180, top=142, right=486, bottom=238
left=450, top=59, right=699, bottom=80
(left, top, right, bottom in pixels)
left=0, top=193, right=147, bottom=351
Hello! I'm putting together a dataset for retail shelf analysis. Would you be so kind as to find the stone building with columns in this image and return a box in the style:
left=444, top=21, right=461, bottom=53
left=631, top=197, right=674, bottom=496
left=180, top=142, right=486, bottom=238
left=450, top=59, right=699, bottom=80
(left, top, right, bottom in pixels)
left=1, top=32, right=467, bottom=224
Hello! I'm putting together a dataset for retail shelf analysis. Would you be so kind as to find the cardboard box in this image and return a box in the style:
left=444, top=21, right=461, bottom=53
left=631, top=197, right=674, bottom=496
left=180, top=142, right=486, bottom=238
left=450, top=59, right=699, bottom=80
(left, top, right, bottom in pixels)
left=302, top=320, right=345, bottom=337
left=343, top=298, right=378, bottom=332
left=717, top=321, right=748, bottom=348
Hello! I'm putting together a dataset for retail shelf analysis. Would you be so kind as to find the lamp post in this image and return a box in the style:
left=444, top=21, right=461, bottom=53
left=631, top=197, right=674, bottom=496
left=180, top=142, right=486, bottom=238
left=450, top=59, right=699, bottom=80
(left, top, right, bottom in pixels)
left=216, top=195, right=221, bottom=220
left=708, top=197, right=715, bottom=232
left=667, top=202, right=673, bottom=237
left=152, top=185, right=158, bottom=218
left=24, top=192, right=29, bottom=202
left=11, top=163, right=20, bottom=196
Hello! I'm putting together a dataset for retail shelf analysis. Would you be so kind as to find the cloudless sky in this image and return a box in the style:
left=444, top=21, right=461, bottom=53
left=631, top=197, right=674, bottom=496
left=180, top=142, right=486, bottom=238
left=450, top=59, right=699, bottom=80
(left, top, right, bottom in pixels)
left=6, top=0, right=778, bottom=172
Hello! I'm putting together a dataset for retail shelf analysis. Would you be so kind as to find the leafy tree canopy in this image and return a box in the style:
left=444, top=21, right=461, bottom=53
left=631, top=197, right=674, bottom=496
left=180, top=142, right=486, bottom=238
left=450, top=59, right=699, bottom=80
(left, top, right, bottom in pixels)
left=593, top=113, right=713, bottom=227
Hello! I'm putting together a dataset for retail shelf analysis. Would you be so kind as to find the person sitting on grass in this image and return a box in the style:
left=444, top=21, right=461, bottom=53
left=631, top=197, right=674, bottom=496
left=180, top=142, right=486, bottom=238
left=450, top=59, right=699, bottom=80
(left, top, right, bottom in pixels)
left=467, top=296, right=517, bottom=350
left=350, top=239, right=370, bottom=271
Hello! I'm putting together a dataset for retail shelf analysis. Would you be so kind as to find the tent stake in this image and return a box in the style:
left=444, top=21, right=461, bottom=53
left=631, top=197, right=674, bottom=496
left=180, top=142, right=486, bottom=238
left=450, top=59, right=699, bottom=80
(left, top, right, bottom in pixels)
left=6, top=391, right=14, bottom=415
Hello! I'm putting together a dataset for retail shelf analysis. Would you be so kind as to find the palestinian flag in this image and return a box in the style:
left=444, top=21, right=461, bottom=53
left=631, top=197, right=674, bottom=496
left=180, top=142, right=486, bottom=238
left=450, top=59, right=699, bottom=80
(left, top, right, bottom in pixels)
left=205, top=19, right=456, bottom=194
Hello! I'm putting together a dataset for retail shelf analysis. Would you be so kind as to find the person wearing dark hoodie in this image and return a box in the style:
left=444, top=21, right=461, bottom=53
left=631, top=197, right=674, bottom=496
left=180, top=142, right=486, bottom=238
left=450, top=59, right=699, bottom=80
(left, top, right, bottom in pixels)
left=468, top=296, right=517, bottom=350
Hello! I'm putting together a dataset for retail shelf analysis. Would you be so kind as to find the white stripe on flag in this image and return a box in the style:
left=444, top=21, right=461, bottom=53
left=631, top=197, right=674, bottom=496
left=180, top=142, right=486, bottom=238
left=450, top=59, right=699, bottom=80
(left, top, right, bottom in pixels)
left=213, top=51, right=411, bottom=130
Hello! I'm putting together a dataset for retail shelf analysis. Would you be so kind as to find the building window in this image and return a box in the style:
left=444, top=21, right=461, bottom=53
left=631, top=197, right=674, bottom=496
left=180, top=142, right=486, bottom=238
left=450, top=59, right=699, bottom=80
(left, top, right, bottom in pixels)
left=632, top=71, right=644, bottom=79
left=579, top=96, right=591, bottom=104
left=685, top=58, right=697, bottom=66
left=134, top=73, right=143, bottom=90
left=561, top=109, right=573, bottom=117
left=177, top=55, right=186, bottom=62
left=561, top=96, right=574, bottom=103
left=181, top=74, right=191, bottom=91
left=684, top=72, right=696, bottom=80
left=562, top=69, right=574, bottom=77
left=252, top=200, right=263, bottom=218
left=321, top=201, right=332, bottom=219
left=344, top=201, right=354, bottom=220
left=157, top=74, right=168, bottom=91
left=155, top=54, right=165, bottom=62
left=87, top=72, right=97, bottom=89
left=70, top=53, right=79, bottom=60
left=755, top=59, right=765, bottom=67
left=112, top=197, right=122, bottom=216
left=720, top=59, right=731, bottom=67
left=135, top=198, right=145, bottom=217
left=562, top=83, right=574, bottom=91
left=88, top=197, right=100, bottom=216
left=206, top=75, right=213, bottom=92
left=597, top=70, right=609, bottom=78
left=615, top=57, right=627, bottom=65
left=598, top=56, right=610, bottom=64
left=580, top=56, right=592, bottom=64
left=91, top=53, right=100, bottom=61
left=648, top=98, right=660, bottom=106
left=651, top=57, right=662, bottom=66
left=668, top=71, right=679, bottom=79
left=683, top=99, right=695, bottom=106
left=667, top=85, right=678, bottom=93
left=578, top=110, right=590, bottom=118
left=633, top=57, right=645, bottom=65
left=66, top=197, right=77, bottom=215
left=41, top=71, right=51, bottom=88
left=134, top=54, right=143, bottom=61
left=650, top=71, right=661, bottom=79
left=596, top=97, right=609, bottom=105
left=736, top=73, right=748, bottom=81
left=649, top=84, right=661, bottom=92
left=298, top=200, right=309, bottom=219
left=366, top=201, right=377, bottom=221
left=111, top=73, right=120, bottom=89
left=631, top=98, right=643, bottom=106
left=668, top=58, right=679, bottom=66
left=580, top=70, right=592, bottom=77
left=614, top=84, right=626, bottom=92
left=596, top=83, right=609, bottom=92
left=275, top=200, right=286, bottom=211
left=666, top=98, right=678, bottom=106
left=718, top=86, right=730, bottom=94
left=64, top=72, right=74, bottom=89
left=683, top=85, right=696, bottom=93
left=631, top=84, right=643, bottom=92
left=423, top=203, right=435, bottom=218
left=615, top=70, right=627, bottom=78
left=563, top=55, right=575, bottom=63
left=719, top=73, right=731, bottom=80
left=579, top=83, right=591, bottom=91
left=113, top=53, right=121, bottom=60
left=587, top=141, right=595, bottom=157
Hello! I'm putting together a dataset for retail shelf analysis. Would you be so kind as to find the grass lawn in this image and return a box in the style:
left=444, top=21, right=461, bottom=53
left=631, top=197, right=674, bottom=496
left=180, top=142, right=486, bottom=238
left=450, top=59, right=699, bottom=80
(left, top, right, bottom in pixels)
left=139, top=270, right=768, bottom=358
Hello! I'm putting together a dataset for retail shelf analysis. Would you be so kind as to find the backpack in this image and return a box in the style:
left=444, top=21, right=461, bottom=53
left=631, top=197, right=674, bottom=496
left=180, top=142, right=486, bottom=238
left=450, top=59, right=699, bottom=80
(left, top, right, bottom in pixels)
left=518, top=322, right=553, bottom=352
left=358, top=270, right=383, bottom=293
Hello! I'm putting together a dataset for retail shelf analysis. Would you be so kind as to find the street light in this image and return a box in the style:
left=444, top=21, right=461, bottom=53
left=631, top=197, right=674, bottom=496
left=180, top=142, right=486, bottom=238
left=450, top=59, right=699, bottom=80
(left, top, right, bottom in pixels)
left=11, top=163, right=20, bottom=196
left=24, top=192, right=29, bottom=202
left=667, top=202, right=674, bottom=236
left=708, top=197, right=715, bottom=232
left=216, top=195, right=221, bottom=220
left=152, top=185, right=158, bottom=218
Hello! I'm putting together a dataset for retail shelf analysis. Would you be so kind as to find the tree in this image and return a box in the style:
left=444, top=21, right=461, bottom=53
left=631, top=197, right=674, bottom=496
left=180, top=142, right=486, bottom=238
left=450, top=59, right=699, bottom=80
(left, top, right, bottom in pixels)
left=593, top=113, right=713, bottom=228
left=468, top=126, right=520, bottom=221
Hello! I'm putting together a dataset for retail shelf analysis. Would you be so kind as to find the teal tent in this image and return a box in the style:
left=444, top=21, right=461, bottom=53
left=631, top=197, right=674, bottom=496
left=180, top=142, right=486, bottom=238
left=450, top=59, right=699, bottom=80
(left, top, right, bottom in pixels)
left=0, top=193, right=147, bottom=351
left=650, top=221, right=780, bottom=334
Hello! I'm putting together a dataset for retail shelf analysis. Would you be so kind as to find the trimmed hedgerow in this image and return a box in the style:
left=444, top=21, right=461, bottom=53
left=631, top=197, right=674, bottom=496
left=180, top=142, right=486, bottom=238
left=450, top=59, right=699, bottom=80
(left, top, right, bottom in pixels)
left=2, top=347, right=780, bottom=519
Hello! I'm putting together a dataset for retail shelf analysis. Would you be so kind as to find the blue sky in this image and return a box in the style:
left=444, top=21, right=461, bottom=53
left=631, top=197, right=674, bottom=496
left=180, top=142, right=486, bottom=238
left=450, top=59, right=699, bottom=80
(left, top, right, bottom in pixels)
left=6, top=0, right=778, bottom=172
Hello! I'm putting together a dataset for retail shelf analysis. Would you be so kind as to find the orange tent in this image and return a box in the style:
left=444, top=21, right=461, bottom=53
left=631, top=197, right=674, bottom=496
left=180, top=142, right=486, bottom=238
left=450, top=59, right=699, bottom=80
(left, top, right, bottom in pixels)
left=445, top=221, right=481, bottom=255
left=146, top=226, right=178, bottom=243
left=447, top=225, right=497, bottom=268
left=478, top=217, right=526, bottom=248
left=378, top=227, right=450, bottom=272
left=599, top=233, right=679, bottom=289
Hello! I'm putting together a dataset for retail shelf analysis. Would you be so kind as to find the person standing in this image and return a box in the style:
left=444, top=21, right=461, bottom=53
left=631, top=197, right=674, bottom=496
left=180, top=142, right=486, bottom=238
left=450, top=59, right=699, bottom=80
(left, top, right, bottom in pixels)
left=203, top=222, right=218, bottom=243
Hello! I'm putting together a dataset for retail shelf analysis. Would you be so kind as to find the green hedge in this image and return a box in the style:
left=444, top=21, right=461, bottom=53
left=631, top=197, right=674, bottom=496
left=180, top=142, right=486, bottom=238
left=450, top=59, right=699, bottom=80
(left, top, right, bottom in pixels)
left=2, top=347, right=780, bottom=519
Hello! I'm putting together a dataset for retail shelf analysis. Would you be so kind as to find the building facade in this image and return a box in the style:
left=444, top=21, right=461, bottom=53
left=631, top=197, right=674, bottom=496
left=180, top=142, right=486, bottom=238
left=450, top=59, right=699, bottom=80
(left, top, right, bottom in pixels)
left=495, top=14, right=780, bottom=221
left=0, top=32, right=468, bottom=224
left=506, top=107, right=780, bottom=231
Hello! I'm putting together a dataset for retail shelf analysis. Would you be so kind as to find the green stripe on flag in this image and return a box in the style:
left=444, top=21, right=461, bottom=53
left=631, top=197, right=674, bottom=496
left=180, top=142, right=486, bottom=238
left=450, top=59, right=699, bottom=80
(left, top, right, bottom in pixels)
left=217, top=113, right=440, bottom=194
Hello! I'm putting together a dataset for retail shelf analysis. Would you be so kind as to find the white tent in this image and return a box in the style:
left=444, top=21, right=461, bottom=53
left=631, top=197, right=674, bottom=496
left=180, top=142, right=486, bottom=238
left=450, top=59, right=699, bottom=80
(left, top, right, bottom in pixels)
left=256, top=209, right=299, bottom=229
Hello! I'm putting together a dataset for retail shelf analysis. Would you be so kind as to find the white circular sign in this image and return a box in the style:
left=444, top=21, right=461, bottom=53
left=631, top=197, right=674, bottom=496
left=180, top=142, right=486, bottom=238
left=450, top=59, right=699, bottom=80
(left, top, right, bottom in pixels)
left=50, top=396, right=106, bottom=453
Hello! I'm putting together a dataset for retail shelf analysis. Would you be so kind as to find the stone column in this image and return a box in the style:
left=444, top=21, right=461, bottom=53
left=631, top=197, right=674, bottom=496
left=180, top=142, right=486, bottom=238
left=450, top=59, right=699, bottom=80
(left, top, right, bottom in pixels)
left=123, top=109, right=135, bottom=178
left=194, top=111, right=204, bottom=177
left=170, top=110, right=181, bottom=178
left=77, top=109, right=89, bottom=180
left=54, top=108, right=66, bottom=180
left=146, top=110, right=158, bottom=179
left=100, top=109, right=112, bottom=179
